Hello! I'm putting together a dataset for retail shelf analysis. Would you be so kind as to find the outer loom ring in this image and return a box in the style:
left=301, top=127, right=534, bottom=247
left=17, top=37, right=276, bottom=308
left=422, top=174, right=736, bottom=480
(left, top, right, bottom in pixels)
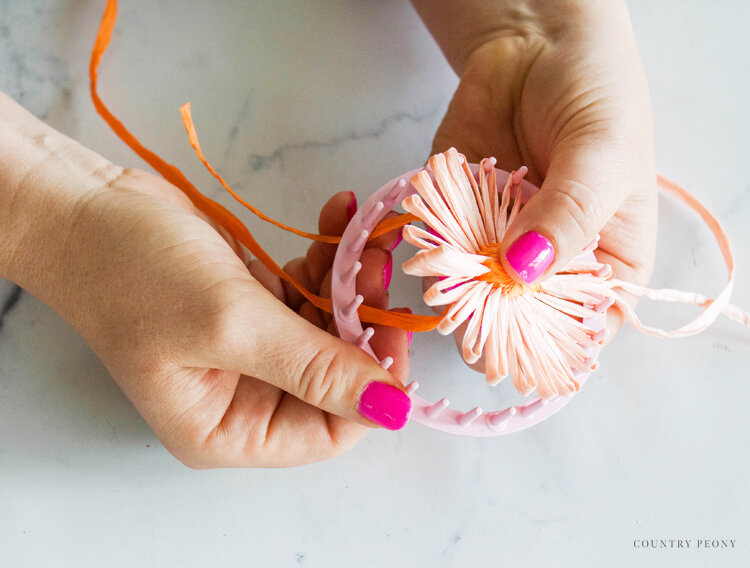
left=331, top=164, right=606, bottom=436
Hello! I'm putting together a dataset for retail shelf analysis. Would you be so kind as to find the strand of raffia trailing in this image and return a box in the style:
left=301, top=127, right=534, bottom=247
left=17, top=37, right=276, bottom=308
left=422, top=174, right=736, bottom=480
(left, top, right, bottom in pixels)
left=606, top=175, right=750, bottom=335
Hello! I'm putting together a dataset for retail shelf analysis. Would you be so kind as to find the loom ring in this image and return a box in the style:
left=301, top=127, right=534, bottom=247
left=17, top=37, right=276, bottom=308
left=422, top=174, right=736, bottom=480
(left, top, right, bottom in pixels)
left=331, top=163, right=606, bottom=436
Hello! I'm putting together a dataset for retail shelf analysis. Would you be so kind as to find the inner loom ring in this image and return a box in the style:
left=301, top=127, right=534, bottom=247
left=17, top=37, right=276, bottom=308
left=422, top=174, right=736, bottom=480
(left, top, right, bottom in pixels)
left=331, top=164, right=606, bottom=436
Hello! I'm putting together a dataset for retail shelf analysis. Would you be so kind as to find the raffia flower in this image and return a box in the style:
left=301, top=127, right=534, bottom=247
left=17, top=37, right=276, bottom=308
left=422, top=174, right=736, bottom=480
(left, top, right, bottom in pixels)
left=401, top=148, right=615, bottom=399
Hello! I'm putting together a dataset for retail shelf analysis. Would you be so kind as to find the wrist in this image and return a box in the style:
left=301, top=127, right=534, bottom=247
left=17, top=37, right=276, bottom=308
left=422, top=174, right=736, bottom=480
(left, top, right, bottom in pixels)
left=411, top=0, right=631, bottom=75
left=0, top=92, right=120, bottom=290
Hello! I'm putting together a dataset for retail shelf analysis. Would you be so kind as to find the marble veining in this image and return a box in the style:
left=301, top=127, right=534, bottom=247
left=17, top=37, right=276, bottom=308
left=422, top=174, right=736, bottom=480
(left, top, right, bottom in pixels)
left=244, top=103, right=445, bottom=172
left=0, top=285, right=23, bottom=337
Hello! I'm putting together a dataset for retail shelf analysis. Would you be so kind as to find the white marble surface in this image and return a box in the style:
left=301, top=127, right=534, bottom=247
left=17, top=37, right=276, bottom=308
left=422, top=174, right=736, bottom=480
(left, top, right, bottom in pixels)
left=1, top=1, right=749, bottom=566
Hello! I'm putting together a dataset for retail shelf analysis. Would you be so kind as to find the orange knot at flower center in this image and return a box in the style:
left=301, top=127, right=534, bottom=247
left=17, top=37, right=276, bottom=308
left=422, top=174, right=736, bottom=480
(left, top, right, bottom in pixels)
left=475, top=243, right=541, bottom=298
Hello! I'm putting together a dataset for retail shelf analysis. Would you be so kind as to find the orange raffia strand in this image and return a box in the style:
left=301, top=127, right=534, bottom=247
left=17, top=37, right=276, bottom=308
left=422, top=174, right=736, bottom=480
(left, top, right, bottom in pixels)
left=371, top=212, right=420, bottom=240
left=179, top=101, right=418, bottom=244
left=89, top=0, right=441, bottom=333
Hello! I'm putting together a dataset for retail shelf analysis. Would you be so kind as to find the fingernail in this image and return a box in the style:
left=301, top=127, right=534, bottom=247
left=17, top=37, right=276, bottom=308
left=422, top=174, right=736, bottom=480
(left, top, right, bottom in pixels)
left=358, top=381, right=412, bottom=430
left=400, top=307, right=413, bottom=346
left=383, top=252, right=392, bottom=290
left=505, top=231, right=555, bottom=283
left=389, top=228, right=403, bottom=251
left=346, top=191, right=358, bottom=221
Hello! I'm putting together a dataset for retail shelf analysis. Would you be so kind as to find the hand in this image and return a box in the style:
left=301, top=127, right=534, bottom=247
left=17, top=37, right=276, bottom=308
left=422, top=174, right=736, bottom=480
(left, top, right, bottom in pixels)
left=6, top=150, right=409, bottom=467
left=423, top=1, right=658, bottom=337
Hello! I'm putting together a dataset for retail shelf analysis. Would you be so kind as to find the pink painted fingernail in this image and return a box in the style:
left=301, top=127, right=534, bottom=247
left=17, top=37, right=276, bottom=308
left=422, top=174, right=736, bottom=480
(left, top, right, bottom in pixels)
left=505, top=231, right=555, bottom=283
left=389, top=228, right=403, bottom=251
left=400, top=307, right=413, bottom=346
left=358, top=381, right=412, bottom=430
left=346, top=191, right=358, bottom=221
left=383, top=253, right=393, bottom=290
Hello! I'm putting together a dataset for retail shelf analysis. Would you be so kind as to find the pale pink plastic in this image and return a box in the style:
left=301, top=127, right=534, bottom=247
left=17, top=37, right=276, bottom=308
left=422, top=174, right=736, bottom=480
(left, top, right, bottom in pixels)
left=331, top=165, right=605, bottom=436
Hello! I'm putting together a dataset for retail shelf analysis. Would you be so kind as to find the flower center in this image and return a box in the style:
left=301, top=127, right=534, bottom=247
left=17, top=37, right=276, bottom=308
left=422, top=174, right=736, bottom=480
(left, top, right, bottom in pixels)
left=475, top=243, right=541, bottom=298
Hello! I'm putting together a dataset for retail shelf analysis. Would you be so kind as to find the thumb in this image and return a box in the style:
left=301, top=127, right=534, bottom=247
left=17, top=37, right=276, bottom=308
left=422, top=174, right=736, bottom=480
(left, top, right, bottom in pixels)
left=215, top=285, right=412, bottom=431
left=500, top=139, right=628, bottom=283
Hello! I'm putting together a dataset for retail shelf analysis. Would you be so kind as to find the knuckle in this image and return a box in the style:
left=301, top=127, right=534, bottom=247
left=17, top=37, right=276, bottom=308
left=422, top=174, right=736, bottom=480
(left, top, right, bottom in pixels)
left=167, top=421, right=246, bottom=470
left=554, top=181, right=605, bottom=240
left=173, top=450, right=214, bottom=470
left=296, top=346, right=347, bottom=408
left=92, top=162, right=126, bottom=187
left=164, top=429, right=219, bottom=470
left=200, top=308, right=236, bottom=358
left=201, top=279, right=261, bottom=352
left=326, top=434, right=361, bottom=460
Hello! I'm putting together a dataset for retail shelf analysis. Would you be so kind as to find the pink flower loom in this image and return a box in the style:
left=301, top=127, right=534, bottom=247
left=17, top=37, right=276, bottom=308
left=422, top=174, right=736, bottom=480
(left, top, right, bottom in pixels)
left=331, top=148, right=749, bottom=436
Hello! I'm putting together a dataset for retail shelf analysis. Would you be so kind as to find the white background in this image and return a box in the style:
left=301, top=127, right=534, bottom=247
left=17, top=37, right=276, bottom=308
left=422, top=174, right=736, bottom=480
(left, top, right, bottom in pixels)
left=1, top=1, right=748, bottom=566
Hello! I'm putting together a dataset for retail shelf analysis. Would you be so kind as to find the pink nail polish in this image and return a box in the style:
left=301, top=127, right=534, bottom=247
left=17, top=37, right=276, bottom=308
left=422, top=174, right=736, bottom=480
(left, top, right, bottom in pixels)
left=389, top=228, right=403, bottom=251
left=383, top=253, right=392, bottom=290
left=401, top=307, right=413, bottom=346
left=505, top=231, right=555, bottom=283
left=358, top=381, right=412, bottom=430
left=346, top=191, right=358, bottom=221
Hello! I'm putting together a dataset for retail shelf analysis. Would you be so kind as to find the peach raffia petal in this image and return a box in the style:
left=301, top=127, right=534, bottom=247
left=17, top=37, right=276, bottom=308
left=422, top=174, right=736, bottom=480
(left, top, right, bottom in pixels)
left=476, top=158, right=496, bottom=240
left=444, top=148, right=488, bottom=247
left=437, top=282, right=489, bottom=335
left=487, top=165, right=500, bottom=240
left=557, top=259, right=606, bottom=274
left=542, top=309, right=600, bottom=358
left=461, top=284, right=494, bottom=364
left=505, top=304, right=534, bottom=396
left=496, top=168, right=512, bottom=238
left=402, top=192, right=473, bottom=253
left=511, top=303, right=549, bottom=395
left=401, top=224, right=448, bottom=250
left=506, top=173, right=523, bottom=227
left=527, top=290, right=596, bottom=379
left=535, top=293, right=601, bottom=320
left=516, top=303, right=576, bottom=397
left=429, top=152, right=483, bottom=251
left=541, top=276, right=614, bottom=306
left=472, top=287, right=502, bottom=364
left=465, top=156, right=491, bottom=237
left=489, top=293, right=512, bottom=383
left=423, top=276, right=476, bottom=307
left=411, top=169, right=466, bottom=243
left=519, top=298, right=580, bottom=393
left=411, top=167, right=478, bottom=251
left=483, top=317, right=507, bottom=386
left=402, top=245, right=491, bottom=279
